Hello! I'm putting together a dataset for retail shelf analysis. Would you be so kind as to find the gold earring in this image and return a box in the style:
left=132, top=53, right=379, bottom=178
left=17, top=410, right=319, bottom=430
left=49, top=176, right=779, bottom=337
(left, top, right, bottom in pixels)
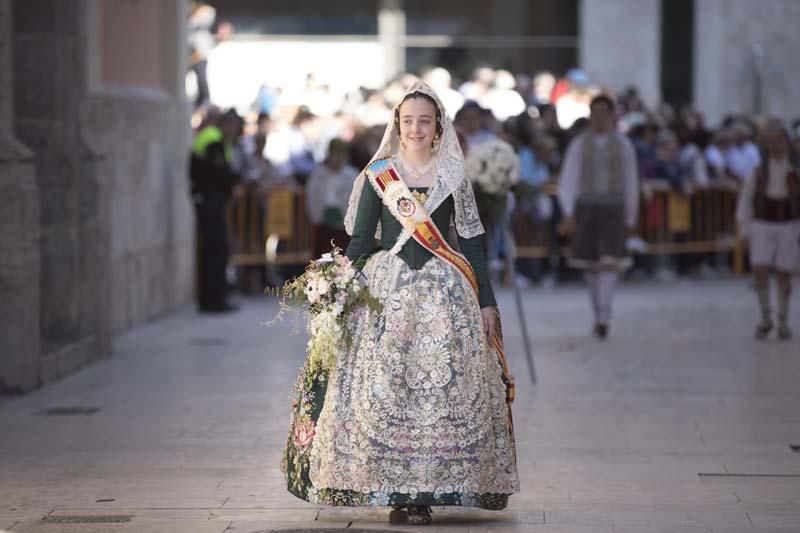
left=432, top=135, right=440, bottom=152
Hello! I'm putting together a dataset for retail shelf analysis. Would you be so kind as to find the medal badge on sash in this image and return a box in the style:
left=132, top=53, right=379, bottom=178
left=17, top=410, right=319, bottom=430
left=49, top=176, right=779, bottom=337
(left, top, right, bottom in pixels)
left=365, top=158, right=516, bottom=406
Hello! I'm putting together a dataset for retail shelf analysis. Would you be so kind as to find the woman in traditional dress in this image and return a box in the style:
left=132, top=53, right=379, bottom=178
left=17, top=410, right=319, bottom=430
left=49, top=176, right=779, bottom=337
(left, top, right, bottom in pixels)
left=282, top=82, right=519, bottom=525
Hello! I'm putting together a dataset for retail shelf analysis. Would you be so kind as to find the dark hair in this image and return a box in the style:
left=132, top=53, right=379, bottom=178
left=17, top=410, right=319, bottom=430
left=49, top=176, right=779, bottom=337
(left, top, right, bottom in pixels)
left=508, top=113, right=534, bottom=146
left=761, top=124, right=797, bottom=162
left=327, top=138, right=349, bottom=155
left=590, top=94, right=615, bottom=112
left=220, top=108, right=242, bottom=124
left=394, top=91, right=443, bottom=139
left=629, top=123, right=649, bottom=140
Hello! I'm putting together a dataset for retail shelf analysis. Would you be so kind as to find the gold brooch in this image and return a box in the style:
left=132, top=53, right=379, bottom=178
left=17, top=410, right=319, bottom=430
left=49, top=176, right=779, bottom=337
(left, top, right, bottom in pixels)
left=411, top=190, right=427, bottom=204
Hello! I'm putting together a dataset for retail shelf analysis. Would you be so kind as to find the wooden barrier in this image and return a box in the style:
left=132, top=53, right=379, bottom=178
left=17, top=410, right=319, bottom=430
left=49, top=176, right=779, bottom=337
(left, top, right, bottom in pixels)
left=229, top=182, right=746, bottom=275
left=513, top=182, right=744, bottom=271
left=226, top=184, right=311, bottom=270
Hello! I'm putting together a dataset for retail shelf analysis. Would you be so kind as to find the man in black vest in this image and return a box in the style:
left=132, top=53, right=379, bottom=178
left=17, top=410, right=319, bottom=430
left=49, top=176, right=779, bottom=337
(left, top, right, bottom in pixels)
left=190, top=109, right=242, bottom=312
left=736, top=124, right=800, bottom=339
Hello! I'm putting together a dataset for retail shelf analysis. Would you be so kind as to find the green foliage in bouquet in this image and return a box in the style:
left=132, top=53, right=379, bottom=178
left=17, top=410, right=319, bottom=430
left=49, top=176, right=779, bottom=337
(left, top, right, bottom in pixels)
left=273, top=247, right=382, bottom=383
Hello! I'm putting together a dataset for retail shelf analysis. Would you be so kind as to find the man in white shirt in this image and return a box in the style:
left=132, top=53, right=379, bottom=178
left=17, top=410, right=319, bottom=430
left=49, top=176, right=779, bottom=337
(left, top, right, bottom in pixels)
left=305, top=139, right=358, bottom=257
left=736, top=124, right=800, bottom=340
left=558, top=95, right=639, bottom=339
left=726, top=122, right=762, bottom=182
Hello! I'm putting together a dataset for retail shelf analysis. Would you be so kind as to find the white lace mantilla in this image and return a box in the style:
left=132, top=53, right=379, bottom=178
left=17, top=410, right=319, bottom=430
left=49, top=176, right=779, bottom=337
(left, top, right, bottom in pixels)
left=344, top=81, right=485, bottom=246
left=308, top=251, right=519, bottom=498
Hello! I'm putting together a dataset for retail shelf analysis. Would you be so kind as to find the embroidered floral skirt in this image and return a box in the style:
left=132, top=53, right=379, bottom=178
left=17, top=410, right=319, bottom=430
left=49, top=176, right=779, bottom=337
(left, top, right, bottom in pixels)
left=281, top=251, right=519, bottom=509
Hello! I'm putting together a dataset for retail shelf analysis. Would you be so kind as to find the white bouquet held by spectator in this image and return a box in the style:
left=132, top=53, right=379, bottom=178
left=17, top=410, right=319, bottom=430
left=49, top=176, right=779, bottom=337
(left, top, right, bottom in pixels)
left=270, top=247, right=382, bottom=377
left=466, top=138, right=521, bottom=196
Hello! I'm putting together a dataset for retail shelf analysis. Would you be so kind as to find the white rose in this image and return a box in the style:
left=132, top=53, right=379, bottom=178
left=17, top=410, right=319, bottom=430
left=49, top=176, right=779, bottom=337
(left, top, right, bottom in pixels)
left=317, top=278, right=331, bottom=294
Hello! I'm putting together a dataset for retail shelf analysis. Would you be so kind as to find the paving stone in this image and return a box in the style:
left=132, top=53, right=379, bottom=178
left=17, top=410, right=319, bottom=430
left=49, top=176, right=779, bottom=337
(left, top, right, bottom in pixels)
left=0, top=280, right=798, bottom=532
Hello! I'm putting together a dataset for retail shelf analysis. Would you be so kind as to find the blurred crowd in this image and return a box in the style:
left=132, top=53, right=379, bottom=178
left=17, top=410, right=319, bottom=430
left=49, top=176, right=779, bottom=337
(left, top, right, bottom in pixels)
left=187, top=5, right=800, bottom=291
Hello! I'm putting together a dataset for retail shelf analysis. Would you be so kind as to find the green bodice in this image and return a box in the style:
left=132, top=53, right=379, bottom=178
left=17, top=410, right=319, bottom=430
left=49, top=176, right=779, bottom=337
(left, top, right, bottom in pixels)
left=345, top=183, right=496, bottom=308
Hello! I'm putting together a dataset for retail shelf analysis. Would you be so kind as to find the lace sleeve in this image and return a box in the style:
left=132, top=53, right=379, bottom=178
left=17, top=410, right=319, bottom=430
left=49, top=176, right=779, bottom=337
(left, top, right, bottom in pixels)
left=453, top=175, right=485, bottom=239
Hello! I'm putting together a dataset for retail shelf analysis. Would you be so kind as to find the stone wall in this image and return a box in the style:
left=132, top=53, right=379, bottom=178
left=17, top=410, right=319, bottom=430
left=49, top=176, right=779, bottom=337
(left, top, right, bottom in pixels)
left=0, top=0, right=40, bottom=394
left=0, top=0, right=191, bottom=393
left=80, top=93, right=193, bottom=335
left=694, top=0, right=800, bottom=126
left=579, top=0, right=661, bottom=107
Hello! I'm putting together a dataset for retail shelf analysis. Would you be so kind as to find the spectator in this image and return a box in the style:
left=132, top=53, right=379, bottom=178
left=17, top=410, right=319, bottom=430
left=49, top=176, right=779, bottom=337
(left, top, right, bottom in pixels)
left=619, top=86, right=645, bottom=114
left=459, top=66, right=495, bottom=102
left=246, top=133, right=283, bottom=187
left=675, top=123, right=710, bottom=188
left=538, top=103, right=567, bottom=157
left=654, top=129, right=689, bottom=191
left=264, top=106, right=318, bottom=185
left=187, top=2, right=216, bottom=109
left=305, top=139, right=358, bottom=257
left=422, top=66, right=464, bottom=119
left=454, top=101, right=496, bottom=148
left=189, top=109, right=243, bottom=313
left=480, top=70, right=527, bottom=122
left=511, top=116, right=555, bottom=286
left=790, top=118, right=800, bottom=158
left=554, top=69, right=593, bottom=129
left=629, top=122, right=658, bottom=180
left=705, top=128, right=735, bottom=182
left=726, top=122, right=761, bottom=182
left=532, top=71, right=556, bottom=105
left=679, top=107, right=712, bottom=149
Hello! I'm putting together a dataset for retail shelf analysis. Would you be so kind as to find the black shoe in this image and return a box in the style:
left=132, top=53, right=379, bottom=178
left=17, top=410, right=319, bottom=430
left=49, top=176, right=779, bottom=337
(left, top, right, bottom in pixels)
left=388, top=505, right=407, bottom=524
left=755, top=319, right=773, bottom=340
left=406, top=505, right=432, bottom=525
left=778, top=323, right=792, bottom=341
left=594, top=323, right=608, bottom=339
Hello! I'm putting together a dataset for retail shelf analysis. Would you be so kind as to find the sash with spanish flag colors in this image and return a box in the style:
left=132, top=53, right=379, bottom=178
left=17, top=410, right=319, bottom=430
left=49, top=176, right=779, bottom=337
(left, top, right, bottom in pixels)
left=365, top=158, right=515, bottom=406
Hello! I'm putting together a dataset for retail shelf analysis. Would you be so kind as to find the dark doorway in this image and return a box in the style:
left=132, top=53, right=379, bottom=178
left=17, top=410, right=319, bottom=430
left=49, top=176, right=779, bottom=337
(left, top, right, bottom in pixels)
left=660, top=0, right=694, bottom=108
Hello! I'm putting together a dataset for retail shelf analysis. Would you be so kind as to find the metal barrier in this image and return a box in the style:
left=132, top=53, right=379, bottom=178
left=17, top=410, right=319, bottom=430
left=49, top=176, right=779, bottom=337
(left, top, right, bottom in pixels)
left=229, top=182, right=746, bottom=275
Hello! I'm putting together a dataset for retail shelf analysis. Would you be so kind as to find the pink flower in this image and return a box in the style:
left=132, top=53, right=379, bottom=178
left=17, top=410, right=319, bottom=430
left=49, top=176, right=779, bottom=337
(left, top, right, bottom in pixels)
left=293, top=418, right=316, bottom=449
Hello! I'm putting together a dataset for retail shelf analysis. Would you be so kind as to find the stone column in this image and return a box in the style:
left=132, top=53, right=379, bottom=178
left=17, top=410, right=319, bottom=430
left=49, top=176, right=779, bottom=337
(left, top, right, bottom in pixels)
left=13, top=0, right=109, bottom=384
left=0, top=0, right=41, bottom=393
left=694, top=0, right=800, bottom=126
left=160, top=0, right=194, bottom=313
left=378, top=0, right=406, bottom=82
left=579, top=0, right=661, bottom=106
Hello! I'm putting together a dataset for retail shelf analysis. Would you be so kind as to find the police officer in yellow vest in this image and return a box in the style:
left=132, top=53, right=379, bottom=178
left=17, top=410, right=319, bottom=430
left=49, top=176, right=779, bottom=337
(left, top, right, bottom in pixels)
left=190, top=109, right=242, bottom=312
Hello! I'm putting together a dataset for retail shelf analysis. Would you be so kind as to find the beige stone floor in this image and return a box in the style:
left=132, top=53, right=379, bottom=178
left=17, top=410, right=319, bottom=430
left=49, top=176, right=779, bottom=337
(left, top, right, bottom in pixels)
left=0, top=279, right=799, bottom=532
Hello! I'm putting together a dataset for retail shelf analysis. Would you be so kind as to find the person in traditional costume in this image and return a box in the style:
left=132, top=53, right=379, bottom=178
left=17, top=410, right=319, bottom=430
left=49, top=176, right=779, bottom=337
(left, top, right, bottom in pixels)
left=557, top=95, right=639, bottom=339
left=281, top=82, right=519, bottom=525
left=736, top=124, right=800, bottom=340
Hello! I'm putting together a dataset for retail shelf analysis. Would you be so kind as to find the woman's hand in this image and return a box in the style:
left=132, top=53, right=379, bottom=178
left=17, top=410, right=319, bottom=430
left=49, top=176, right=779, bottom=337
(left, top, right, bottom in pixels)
left=482, top=306, right=497, bottom=343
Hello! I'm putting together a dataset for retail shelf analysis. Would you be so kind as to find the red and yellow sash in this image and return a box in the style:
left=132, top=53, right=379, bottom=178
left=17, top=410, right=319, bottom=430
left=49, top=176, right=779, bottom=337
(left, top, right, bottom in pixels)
left=366, top=158, right=515, bottom=405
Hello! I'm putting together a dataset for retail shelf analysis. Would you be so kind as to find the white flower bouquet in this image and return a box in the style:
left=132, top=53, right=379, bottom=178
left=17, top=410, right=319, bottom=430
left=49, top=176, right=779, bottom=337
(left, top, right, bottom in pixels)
left=466, top=138, right=521, bottom=196
left=275, top=247, right=381, bottom=377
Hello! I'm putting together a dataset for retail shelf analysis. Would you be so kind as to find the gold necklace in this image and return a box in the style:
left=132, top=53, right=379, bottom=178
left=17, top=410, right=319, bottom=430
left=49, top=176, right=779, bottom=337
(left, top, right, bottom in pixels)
left=399, top=155, right=435, bottom=181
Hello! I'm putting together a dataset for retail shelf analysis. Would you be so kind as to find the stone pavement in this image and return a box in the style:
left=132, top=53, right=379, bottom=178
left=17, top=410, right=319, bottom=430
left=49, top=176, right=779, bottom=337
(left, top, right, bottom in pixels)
left=1, top=280, right=799, bottom=533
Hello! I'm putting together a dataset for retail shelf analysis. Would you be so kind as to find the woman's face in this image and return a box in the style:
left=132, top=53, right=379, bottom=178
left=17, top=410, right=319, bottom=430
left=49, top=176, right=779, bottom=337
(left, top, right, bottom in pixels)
left=398, top=96, right=438, bottom=155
